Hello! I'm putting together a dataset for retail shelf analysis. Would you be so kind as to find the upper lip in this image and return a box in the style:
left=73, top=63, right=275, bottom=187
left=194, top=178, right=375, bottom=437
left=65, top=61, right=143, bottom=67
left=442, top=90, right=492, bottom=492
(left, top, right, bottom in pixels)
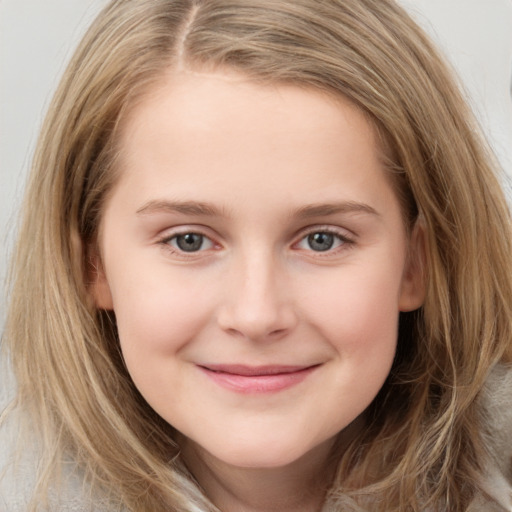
left=199, top=364, right=319, bottom=376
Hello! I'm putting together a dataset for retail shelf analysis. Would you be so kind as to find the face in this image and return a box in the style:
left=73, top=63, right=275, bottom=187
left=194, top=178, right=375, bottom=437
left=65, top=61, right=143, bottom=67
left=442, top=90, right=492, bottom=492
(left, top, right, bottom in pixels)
left=92, top=69, right=424, bottom=471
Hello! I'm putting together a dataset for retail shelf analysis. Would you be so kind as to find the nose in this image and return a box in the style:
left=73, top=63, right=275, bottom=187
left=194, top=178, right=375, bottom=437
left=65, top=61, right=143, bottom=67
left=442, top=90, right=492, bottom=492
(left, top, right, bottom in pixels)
left=216, top=252, right=298, bottom=342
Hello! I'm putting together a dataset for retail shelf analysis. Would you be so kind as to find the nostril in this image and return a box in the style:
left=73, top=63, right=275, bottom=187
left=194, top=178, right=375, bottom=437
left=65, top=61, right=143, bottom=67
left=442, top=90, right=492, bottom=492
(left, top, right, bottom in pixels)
left=217, top=304, right=298, bottom=342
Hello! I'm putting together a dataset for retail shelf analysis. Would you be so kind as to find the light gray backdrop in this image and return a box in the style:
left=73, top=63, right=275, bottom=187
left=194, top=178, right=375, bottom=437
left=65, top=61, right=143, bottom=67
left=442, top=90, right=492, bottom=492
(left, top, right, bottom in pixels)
left=1, top=0, right=512, bottom=320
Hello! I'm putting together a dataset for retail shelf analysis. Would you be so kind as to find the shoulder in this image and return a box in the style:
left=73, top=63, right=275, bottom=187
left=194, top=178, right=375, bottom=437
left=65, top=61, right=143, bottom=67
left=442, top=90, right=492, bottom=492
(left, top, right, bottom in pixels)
left=473, top=364, right=512, bottom=511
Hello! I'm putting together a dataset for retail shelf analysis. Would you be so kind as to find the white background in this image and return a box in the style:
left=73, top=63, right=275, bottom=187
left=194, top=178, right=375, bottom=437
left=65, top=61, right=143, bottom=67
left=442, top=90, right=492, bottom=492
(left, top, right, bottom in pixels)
left=1, top=0, right=512, bottom=318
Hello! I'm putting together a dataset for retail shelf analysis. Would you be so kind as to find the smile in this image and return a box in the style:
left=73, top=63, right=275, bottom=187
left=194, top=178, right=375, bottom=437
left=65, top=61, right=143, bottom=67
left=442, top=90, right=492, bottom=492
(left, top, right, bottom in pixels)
left=198, top=364, right=320, bottom=394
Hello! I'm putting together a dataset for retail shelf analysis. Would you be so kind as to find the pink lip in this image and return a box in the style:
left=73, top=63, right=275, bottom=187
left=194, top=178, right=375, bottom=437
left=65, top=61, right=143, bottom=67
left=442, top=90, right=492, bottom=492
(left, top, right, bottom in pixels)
left=198, top=364, right=319, bottom=394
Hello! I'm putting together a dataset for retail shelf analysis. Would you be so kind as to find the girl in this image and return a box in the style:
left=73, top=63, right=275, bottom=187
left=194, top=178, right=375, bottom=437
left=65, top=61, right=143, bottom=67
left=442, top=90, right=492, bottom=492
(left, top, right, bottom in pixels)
left=2, top=0, right=511, bottom=510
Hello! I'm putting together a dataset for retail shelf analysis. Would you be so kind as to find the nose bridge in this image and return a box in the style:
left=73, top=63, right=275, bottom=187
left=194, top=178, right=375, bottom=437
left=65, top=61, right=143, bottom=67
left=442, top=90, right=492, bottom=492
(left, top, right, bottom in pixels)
left=218, top=245, right=296, bottom=340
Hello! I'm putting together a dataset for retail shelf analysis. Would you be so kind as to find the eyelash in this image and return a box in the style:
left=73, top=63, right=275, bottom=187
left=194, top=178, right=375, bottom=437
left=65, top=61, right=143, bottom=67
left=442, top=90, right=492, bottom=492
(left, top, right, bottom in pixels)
left=157, top=226, right=355, bottom=258
left=294, top=227, right=355, bottom=255
left=158, top=230, right=217, bottom=258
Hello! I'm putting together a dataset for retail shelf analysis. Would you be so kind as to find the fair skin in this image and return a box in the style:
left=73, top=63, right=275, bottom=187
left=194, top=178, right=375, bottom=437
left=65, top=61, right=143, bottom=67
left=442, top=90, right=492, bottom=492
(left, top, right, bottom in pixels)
left=92, top=69, right=424, bottom=512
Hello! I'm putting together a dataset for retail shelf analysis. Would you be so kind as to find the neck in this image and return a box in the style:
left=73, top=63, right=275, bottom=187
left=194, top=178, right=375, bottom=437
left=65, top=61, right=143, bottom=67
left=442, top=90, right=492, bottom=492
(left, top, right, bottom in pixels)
left=180, top=439, right=337, bottom=512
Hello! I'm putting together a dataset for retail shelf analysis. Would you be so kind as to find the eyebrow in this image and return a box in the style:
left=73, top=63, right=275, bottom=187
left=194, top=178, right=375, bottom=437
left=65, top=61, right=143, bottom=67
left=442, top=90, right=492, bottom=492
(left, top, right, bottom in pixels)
left=136, top=199, right=379, bottom=218
left=136, top=200, right=226, bottom=217
left=295, top=201, right=379, bottom=219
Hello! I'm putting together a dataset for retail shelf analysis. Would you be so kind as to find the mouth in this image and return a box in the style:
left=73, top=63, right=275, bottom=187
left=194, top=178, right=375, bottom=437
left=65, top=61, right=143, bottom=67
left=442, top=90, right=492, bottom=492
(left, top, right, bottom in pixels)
left=198, top=364, right=320, bottom=393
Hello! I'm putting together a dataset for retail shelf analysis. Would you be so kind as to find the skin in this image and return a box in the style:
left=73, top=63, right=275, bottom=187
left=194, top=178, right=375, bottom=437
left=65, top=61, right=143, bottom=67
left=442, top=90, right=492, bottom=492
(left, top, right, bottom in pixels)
left=91, top=69, right=425, bottom=512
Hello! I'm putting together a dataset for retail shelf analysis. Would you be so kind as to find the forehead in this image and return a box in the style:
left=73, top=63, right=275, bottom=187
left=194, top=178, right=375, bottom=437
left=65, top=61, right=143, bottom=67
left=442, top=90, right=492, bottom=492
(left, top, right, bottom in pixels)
left=120, top=67, right=380, bottom=147
left=110, top=68, right=399, bottom=218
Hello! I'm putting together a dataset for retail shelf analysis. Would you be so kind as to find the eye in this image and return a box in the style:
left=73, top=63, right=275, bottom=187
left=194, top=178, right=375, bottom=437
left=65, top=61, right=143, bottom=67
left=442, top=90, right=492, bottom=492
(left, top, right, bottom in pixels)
left=296, top=230, right=351, bottom=252
left=166, top=232, right=214, bottom=252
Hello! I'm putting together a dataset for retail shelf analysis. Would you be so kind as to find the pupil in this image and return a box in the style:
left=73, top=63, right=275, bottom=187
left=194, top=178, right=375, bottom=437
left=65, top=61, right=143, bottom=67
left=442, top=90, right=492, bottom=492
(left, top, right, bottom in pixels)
left=308, top=232, right=334, bottom=252
left=176, top=233, right=203, bottom=252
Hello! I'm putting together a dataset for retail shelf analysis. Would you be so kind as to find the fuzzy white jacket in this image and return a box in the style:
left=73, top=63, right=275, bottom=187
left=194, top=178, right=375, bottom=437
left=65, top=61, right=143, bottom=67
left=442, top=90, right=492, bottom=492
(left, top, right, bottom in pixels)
left=468, top=365, right=512, bottom=511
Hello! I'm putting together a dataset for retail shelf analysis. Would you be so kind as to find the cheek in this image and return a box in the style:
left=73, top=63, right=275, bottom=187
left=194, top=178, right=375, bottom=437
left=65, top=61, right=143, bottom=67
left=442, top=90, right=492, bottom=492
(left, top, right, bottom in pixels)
left=109, top=266, right=216, bottom=359
left=311, top=267, right=402, bottom=422
left=109, top=269, right=219, bottom=412
left=303, top=263, right=403, bottom=348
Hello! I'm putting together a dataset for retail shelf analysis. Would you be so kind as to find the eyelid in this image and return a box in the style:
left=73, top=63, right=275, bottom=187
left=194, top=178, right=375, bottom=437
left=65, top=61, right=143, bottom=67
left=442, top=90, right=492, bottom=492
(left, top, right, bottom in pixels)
left=292, top=225, right=356, bottom=253
left=157, top=225, right=222, bottom=257
left=157, top=224, right=218, bottom=242
left=169, top=233, right=215, bottom=251
left=154, top=224, right=356, bottom=259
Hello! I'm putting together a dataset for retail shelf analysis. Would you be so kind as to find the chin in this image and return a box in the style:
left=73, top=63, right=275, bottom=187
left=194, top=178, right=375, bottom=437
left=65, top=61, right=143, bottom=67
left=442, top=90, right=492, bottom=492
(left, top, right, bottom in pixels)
left=203, top=432, right=333, bottom=470
left=223, top=449, right=301, bottom=469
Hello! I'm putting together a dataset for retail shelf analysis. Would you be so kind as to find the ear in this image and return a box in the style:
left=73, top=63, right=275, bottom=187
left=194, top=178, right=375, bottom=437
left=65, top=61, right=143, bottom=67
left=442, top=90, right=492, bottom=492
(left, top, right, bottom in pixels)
left=399, top=219, right=427, bottom=312
left=87, top=245, right=114, bottom=310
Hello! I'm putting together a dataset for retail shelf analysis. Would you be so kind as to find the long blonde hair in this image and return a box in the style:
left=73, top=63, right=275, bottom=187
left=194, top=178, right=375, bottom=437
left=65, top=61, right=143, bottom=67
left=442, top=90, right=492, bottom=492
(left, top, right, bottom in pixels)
left=3, top=0, right=512, bottom=510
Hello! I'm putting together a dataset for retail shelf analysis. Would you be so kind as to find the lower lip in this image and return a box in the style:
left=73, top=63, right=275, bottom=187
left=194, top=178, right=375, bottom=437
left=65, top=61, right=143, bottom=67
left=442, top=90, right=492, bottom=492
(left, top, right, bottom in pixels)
left=199, top=366, right=318, bottom=394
